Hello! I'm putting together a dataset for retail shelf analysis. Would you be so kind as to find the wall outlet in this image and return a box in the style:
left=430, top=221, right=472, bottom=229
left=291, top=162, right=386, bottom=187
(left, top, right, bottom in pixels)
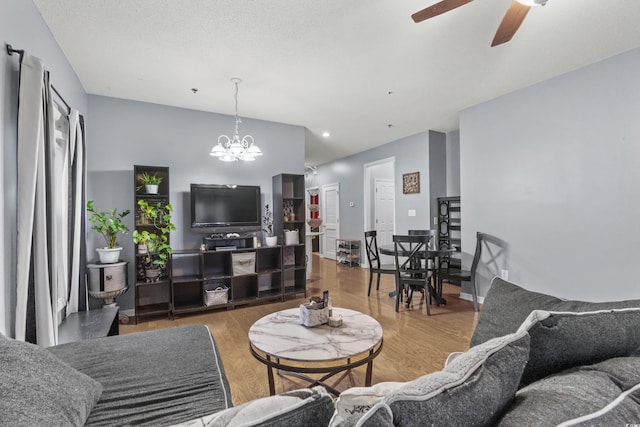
left=501, top=269, right=509, bottom=280
left=408, top=209, right=416, bottom=217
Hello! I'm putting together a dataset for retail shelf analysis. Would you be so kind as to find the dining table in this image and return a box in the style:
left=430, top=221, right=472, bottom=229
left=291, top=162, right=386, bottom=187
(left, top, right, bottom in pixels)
left=378, top=244, right=456, bottom=307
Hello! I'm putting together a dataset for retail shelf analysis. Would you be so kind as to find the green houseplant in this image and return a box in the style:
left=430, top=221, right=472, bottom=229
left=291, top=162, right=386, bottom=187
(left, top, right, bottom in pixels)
left=136, top=199, right=176, bottom=279
left=263, top=204, right=277, bottom=247
left=137, top=172, right=163, bottom=194
left=86, top=200, right=131, bottom=263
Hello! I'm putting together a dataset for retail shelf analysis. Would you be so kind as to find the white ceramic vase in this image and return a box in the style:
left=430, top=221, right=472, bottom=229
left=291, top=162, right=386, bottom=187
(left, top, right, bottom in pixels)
left=145, top=184, right=159, bottom=194
left=265, top=236, right=278, bottom=247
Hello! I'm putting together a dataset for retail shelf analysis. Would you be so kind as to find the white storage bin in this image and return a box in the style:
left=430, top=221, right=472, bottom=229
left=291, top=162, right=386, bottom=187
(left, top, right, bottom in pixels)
left=232, top=252, right=255, bottom=276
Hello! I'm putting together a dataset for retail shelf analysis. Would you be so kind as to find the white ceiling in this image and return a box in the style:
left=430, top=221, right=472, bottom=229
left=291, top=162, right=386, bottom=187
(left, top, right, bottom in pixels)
left=33, top=0, right=640, bottom=167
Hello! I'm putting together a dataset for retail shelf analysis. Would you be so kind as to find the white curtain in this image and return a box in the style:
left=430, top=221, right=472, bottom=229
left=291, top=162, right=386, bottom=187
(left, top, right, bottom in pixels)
left=15, top=53, right=56, bottom=346
left=14, top=53, right=86, bottom=346
left=67, top=110, right=85, bottom=315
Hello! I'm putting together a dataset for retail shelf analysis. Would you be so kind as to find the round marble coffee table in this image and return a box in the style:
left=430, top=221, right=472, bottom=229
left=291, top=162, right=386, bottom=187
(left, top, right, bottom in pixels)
left=249, top=307, right=383, bottom=396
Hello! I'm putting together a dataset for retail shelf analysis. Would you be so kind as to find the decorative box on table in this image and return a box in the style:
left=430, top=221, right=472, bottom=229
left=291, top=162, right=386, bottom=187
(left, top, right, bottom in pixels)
left=299, top=304, right=329, bottom=327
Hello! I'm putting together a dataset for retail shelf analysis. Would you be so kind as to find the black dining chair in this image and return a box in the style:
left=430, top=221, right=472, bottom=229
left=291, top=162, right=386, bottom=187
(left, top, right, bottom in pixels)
left=393, top=234, right=434, bottom=315
left=436, top=232, right=507, bottom=312
left=364, top=231, right=396, bottom=296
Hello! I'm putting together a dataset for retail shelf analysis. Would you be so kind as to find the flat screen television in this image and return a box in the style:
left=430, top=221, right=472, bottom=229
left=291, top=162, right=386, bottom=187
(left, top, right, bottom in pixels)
left=190, top=184, right=261, bottom=233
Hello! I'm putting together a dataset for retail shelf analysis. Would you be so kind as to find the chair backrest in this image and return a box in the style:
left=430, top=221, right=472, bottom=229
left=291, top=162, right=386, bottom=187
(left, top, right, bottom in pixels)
left=364, top=230, right=381, bottom=269
left=470, top=232, right=509, bottom=278
left=392, top=234, right=430, bottom=276
left=408, top=229, right=436, bottom=250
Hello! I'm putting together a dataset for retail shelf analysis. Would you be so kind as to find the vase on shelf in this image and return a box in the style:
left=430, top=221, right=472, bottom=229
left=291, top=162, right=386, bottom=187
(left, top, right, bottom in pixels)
left=265, top=236, right=278, bottom=247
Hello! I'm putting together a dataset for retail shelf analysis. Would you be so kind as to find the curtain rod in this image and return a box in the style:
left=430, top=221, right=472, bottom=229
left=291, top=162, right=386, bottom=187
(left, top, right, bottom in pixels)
left=6, top=43, right=72, bottom=113
left=6, top=44, right=24, bottom=57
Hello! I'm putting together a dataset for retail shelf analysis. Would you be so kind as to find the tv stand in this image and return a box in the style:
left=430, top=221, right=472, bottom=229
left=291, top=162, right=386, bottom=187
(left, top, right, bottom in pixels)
left=204, top=235, right=254, bottom=251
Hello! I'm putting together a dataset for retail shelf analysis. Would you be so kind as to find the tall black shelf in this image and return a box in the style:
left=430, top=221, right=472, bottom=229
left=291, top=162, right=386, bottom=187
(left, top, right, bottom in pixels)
left=437, top=196, right=462, bottom=275
left=133, top=165, right=171, bottom=323
left=272, top=174, right=307, bottom=297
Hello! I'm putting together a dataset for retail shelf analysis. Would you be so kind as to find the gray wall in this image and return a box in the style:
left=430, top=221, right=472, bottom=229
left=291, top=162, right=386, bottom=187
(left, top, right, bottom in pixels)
left=86, top=95, right=305, bottom=310
left=446, top=130, right=460, bottom=196
left=429, top=131, right=447, bottom=227
left=311, top=130, right=447, bottom=241
left=1, top=0, right=88, bottom=336
left=460, top=47, right=640, bottom=301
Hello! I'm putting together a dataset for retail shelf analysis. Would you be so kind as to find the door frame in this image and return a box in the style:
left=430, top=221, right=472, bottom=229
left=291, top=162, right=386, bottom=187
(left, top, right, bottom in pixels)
left=363, top=157, right=396, bottom=268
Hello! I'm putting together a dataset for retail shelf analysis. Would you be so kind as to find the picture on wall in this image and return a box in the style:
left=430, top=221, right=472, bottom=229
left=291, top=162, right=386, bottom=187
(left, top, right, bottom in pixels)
left=402, top=172, right=420, bottom=194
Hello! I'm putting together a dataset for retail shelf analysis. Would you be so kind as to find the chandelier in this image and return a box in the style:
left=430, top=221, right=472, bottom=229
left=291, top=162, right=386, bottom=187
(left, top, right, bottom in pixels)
left=210, top=78, right=263, bottom=162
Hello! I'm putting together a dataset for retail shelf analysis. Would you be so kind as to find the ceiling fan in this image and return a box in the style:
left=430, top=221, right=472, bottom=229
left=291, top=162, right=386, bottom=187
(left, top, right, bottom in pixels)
left=412, top=0, right=548, bottom=47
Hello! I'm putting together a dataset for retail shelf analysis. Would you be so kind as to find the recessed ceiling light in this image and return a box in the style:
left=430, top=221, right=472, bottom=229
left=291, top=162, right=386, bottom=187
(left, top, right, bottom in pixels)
left=322, top=131, right=330, bottom=138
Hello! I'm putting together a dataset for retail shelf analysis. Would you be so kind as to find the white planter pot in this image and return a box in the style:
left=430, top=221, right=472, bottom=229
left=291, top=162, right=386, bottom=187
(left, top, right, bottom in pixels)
left=145, top=184, right=159, bottom=194
left=145, top=267, right=162, bottom=282
left=265, top=236, right=278, bottom=247
left=137, top=243, right=148, bottom=254
left=96, top=247, right=122, bottom=264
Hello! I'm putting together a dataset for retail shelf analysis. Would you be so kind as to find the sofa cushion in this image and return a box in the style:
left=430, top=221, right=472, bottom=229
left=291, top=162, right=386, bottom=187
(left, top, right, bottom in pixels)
left=49, top=325, right=232, bottom=426
left=0, top=337, right=103, bottom=426
left=497, top=357, right=640, bottom=426
left=470, top=278, right=640, bottom=347
left=172, top=386, right=334, bottom=427
left=383, top=331, right=530, bottom=426
left=329, top=382, right=404, bottom=426
left=516, top=308, right=640, bottom=387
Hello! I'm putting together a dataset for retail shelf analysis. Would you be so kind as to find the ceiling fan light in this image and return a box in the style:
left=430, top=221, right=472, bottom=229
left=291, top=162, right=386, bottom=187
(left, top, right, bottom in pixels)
left=246, top=144, right=262, bottom=155
left=219, top=153, right=237, bottom=162
left=516, top=0, right=547, bottom=6
left=210, top=143, right=226, bottom=156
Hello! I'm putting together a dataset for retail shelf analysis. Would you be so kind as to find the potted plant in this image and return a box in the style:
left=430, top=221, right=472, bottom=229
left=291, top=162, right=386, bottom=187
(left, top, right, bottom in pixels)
left=136, top=199, right=176, bottom=280
left=137, top=172, right=163, bottom=195
left=86, top=200, right=131, bottom=263
left=132, top=230, right=152, bottom=254
left=263, top=204, right=277, bottom=247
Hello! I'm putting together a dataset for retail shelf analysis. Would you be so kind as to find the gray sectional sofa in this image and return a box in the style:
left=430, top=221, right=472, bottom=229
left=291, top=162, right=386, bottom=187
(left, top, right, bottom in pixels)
left=2, top=278, right=639, bottom=426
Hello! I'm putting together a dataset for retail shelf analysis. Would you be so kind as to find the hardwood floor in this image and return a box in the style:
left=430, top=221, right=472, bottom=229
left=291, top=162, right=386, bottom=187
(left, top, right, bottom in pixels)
left=121, top=254, right=480, bottom=405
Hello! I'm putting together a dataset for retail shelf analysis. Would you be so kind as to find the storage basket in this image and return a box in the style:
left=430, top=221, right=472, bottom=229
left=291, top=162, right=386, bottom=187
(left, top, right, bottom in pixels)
left=204, top=286, right=229, bottom=306
left=232, top=252, right=256, bottom=276
left=299, top=303, right=329, bottom=327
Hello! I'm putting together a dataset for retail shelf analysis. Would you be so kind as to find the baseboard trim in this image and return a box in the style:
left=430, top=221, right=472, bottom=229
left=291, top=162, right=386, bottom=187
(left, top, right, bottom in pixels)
left=459, top=292, right=485, bottom=306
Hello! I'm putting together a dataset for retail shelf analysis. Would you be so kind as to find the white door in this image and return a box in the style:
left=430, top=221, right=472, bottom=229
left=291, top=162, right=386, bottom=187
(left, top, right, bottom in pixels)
left=375, top=178, right=395, bottom=264
left=321, top=183, right=340, bottom=260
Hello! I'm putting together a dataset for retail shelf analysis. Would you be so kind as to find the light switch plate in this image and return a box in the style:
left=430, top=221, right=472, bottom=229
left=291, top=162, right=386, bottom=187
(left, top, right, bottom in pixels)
left=408, top=209, right=416, bottom=217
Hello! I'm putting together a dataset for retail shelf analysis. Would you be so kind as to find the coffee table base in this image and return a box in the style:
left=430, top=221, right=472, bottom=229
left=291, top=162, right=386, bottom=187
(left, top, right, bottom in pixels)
left=250, top=339, right=384, bottom=396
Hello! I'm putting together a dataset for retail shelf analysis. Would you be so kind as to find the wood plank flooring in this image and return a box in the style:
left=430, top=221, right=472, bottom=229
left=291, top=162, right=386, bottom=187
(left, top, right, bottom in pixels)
left=121, top=254, right=480, bottom=405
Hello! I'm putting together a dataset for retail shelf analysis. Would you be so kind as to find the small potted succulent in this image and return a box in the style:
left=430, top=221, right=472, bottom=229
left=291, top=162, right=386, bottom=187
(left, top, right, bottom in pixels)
left=137, top=172, right=162, bottom=195
left=263, top=204, right=277, bottom=247
left=86, top=200, right=131, bottom=263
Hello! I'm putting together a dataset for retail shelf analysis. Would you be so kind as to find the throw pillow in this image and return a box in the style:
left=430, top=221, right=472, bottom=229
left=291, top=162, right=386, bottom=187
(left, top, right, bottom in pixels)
left=516, top=308, right=640, bottom=387
left=329, top=381, right=405, bottom=426
left=470, top=278, right=640, bottom=347
left=497, top=357, right=640, bottom=426
left=172, top=386, right=334, bottom=427
left=333, top=403, right=394, bottom=427
left=0, top=337, right=103, bottom=425
left=383, top=331, right=531, bottom=426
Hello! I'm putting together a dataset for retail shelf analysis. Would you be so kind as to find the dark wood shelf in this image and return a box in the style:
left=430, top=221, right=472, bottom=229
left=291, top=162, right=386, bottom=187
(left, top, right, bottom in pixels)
left=172, top=275, right=202, bottom=284
left=134, top=165, right=171, bottom=322
left=136, top=303, right=170, bottom=317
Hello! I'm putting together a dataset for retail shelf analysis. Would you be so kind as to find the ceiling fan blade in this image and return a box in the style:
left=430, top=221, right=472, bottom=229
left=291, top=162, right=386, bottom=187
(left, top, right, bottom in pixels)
left=412, top=0, right=474, bottom=23
left=491, top=1, right=531, bottom=46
